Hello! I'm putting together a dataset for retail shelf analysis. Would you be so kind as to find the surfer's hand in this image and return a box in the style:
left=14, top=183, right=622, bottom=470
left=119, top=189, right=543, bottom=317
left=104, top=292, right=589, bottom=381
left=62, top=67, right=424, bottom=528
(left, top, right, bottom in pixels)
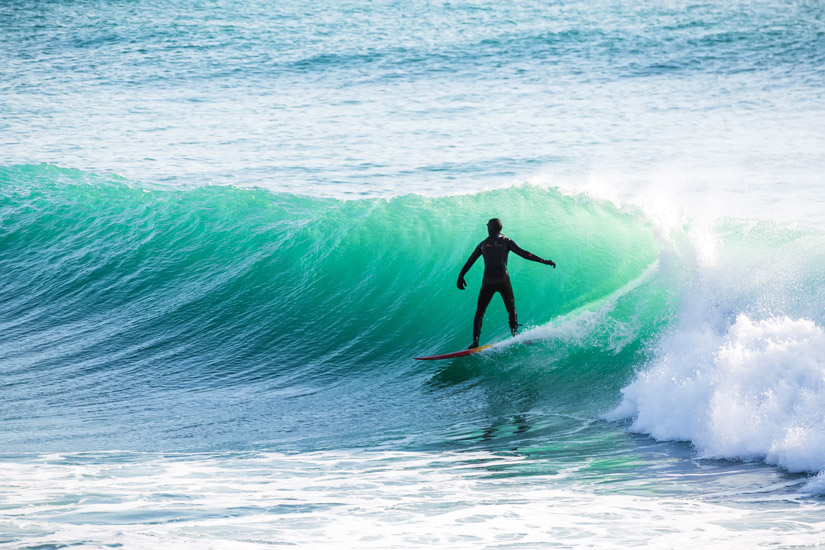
left=543, top=259, right=556, bottom=268
left=457, top=277, right=467, bottom=290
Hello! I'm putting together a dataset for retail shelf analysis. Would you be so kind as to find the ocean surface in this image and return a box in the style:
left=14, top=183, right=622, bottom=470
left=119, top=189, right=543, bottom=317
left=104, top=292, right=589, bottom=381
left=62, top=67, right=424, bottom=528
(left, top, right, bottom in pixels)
left=2, top=0, right=825, bottom=548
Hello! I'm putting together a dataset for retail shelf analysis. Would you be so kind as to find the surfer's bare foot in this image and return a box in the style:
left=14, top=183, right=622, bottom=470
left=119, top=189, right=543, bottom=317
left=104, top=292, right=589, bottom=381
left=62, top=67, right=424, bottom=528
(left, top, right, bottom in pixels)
left=468, top=340, right=479, bottom=349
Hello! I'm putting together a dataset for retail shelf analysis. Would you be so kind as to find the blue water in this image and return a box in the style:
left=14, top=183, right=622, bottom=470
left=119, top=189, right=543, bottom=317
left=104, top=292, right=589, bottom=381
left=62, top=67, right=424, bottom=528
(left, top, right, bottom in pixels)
left=2, top=1, right=825, bottom=548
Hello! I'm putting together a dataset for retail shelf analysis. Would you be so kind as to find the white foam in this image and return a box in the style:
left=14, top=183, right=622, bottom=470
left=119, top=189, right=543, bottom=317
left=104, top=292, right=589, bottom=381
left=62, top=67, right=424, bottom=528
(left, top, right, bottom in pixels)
left=496, top=257, right=661, bottom=354
left=803, top=472, right=825, bottom=495
left=608, top=315, right=825, bottom=476
left=1, top=450, right=823, bottom=549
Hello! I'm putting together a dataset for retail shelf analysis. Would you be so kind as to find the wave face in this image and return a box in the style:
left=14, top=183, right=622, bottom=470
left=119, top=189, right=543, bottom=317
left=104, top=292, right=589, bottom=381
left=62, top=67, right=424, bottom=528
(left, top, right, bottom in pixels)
left=0, top=165, right=665, bottom=451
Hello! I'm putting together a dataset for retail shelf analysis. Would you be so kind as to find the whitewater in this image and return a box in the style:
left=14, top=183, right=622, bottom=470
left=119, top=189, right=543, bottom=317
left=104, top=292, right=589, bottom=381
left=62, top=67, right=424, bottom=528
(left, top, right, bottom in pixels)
left=2, top=0, right=825, bottom=548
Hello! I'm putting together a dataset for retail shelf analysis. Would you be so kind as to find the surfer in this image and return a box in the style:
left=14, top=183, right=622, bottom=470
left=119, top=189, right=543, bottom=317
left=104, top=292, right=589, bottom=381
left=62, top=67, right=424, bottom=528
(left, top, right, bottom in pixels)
left=457, top=218, right=555, bottom=349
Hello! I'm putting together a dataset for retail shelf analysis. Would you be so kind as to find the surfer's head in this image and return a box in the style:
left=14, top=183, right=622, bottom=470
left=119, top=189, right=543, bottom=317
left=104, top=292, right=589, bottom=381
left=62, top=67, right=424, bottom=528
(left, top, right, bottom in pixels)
left=487, top=218, right=503, bottom=236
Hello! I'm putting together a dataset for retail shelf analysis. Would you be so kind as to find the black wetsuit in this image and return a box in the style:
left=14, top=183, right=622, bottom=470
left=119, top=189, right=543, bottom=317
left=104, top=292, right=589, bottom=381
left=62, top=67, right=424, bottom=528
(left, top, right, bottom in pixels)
left=458, top=233, right=549, bottom=341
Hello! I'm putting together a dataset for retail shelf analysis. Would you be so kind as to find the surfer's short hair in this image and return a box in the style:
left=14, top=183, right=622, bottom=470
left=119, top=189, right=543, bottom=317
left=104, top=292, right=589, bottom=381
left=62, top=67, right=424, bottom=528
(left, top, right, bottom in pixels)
left=487, top=218, right=503, bottom=233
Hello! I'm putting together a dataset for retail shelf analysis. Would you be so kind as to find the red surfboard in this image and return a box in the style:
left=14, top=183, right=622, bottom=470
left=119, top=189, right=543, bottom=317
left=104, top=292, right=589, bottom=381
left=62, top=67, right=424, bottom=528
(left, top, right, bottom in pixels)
left=414, top=343, right=494, bottom=361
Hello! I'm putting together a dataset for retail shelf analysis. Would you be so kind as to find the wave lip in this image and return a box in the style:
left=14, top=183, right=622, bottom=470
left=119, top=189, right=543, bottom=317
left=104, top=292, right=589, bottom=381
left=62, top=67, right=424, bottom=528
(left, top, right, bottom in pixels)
left=609, top=315, right=825, bottom=479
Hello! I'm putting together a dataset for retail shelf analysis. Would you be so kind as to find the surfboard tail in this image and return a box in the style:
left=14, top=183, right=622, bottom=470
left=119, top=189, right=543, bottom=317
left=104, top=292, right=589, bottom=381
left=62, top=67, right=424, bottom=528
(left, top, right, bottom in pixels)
left=414, top=344, right=494, bottom=361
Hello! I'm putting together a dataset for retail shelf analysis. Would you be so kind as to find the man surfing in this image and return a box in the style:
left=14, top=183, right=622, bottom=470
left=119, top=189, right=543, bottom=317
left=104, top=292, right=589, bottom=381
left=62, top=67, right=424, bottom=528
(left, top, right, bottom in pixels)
left=457, top=218, right=555, bottom=349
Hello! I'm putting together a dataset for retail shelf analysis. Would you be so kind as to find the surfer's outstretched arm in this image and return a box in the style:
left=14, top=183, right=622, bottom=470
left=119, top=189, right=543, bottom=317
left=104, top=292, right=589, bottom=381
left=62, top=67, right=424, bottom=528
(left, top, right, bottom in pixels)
left=509, top=240, right=556, bottom=268
left=457, top=246, right=482, bottom=289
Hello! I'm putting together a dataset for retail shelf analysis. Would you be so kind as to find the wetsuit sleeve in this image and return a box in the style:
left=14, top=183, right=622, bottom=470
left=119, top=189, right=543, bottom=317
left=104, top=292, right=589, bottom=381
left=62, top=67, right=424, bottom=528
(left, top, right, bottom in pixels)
left=458, top=243, right=483, bottom=278
left=508, top=239, right=548, bottom=264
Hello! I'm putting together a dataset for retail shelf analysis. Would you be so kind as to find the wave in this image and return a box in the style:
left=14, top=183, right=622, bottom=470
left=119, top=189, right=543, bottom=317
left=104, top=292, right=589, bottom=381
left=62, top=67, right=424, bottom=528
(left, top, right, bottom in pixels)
left=0, top=164, right=660, bottom=394
left=4, top=164, right=825, bottom=480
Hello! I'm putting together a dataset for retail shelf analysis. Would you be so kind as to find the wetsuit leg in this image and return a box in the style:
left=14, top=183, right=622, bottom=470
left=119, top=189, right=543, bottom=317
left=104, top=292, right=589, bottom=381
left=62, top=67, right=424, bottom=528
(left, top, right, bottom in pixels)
left=499, top=278, right=518, bottom=334
left=473, top=282, right=496, bottom=341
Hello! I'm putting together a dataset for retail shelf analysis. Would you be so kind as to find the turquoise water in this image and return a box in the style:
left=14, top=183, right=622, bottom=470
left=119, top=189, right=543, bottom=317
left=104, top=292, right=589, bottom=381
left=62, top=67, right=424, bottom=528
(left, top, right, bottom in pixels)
left=2, top=1, right=825, bottom=548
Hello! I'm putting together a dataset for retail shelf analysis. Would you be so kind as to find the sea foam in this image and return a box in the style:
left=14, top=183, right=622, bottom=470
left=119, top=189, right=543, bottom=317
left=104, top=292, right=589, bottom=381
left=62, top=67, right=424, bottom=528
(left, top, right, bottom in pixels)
left=608, top=314, right=825, bottom=481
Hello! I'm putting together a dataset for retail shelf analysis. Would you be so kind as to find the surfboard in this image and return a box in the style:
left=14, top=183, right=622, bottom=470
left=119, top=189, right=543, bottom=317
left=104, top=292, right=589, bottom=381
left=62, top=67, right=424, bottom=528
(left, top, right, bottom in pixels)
left=414, top=343, right=494, bottom=361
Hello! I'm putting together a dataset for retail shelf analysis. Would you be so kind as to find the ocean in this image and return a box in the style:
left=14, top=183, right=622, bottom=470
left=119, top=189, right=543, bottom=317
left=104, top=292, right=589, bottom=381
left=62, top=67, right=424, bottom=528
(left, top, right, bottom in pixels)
left=2, top=0, right=825, bottom=548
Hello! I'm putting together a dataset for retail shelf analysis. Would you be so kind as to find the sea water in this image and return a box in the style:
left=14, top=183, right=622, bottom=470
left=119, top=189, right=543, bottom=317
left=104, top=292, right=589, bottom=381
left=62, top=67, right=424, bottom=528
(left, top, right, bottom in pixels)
left=2, top=1, right=825, bottom=548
